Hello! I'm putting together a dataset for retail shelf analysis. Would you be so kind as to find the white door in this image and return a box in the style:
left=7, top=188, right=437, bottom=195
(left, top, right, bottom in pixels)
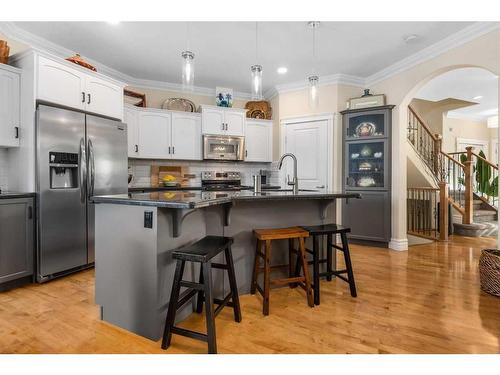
left=224, top=111, right=245, bottom=136
left=37, top=56, right=86, bottom=110
left=0, top=69, right=20, bottom=147
left=124, top=107, right=139, bottom=157
left=245, top=121, right=272, bottom=162
left=202, top=107, right=225, bottom=135
left=85, top=76, right=123, bottom=120
left=138, top=112, right=171, bottom=159
left=171, top=113, right=202, bottom=160
left=284, top=120, right=328, bottom=191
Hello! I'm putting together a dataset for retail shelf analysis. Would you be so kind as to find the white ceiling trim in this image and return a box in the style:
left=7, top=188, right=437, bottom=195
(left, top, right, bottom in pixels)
left=1, top=21, right=498, bottom=101
left=364, top=22, right=500, bottom=87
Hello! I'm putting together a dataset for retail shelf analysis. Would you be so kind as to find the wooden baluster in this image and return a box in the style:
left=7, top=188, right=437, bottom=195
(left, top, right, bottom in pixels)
left=439, top=181, right=449, bottom=241
left=434, top=135, right=442, bottom=178
left=463, top=146, right=474, bottom=224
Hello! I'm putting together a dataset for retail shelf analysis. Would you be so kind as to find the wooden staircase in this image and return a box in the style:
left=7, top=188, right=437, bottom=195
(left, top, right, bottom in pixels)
left=407, top=105, right=498, bottom=240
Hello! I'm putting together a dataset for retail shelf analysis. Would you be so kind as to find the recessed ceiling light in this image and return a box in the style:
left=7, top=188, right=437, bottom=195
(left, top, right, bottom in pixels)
left=107, top=21, right=120, bottom=25
left=277, top=67, right=288, bottom=74
left=473, top=95, right=483, bottom=100
left=404, top=34, right=418, bottom=43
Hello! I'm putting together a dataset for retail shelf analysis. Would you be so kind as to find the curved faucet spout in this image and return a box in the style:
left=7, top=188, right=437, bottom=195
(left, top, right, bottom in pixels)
left=278, top=153, right=299, bottom=194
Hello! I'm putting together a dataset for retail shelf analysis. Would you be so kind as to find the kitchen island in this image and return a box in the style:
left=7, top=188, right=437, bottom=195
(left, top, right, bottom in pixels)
left=92, top=190, right=360, bottom=340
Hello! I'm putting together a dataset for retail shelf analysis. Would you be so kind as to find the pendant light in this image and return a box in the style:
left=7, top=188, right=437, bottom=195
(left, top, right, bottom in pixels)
left=251, top=22, right=263, bottom=100
left=308, top=21, right=320, bottom=109
left=181, top=22, right=195, bottom=91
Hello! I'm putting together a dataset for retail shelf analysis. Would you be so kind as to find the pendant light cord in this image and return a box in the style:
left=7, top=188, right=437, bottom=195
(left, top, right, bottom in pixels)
left=186, top=22, right=190, bottom=51
left=255, top=21, right=258, bottom=64
left=312, top=23, right=316, bottom=75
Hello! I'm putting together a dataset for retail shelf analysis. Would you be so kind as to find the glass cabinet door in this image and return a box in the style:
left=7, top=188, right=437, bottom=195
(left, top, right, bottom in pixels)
left=346, top=110, right=388, bottom=140
left=345, top=140, right=387, bottom=190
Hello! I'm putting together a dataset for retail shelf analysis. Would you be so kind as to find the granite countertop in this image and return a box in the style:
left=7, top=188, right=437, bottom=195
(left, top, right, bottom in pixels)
left=92, top=190, right=361, bottom=209
left=0, top=191, right=36, bottom=199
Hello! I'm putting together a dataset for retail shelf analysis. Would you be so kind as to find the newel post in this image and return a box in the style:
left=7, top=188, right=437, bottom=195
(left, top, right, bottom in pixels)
left=434, top=134, right=443, bottom=177
left=463, top=146, right=474, bottom=225
left=438, top=181, right=449, bottom=241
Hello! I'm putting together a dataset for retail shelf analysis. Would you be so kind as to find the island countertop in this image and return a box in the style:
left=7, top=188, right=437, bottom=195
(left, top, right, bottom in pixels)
left=92, top=190, right=361, bottom=209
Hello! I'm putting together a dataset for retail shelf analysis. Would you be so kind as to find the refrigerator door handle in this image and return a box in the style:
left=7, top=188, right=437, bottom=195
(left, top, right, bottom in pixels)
left=88, top=139, right=96, bottom=198
left=79, top=138, right=87, bottom=204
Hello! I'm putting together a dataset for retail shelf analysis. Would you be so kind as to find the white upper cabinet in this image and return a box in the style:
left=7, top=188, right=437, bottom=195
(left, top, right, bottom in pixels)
left=36, top=54, right=124, bottom=119
left=171, top=112, right=202, bottom=160
left=85, top=76, right=123, bottom=120
left=138, top=111, right=171, bottom=159
left=37, top=56, right=86, bottom=110
left=124, top=106, right=139, bottom=158
left=200, top=105, right=246, bottom=136
left=225, top=111, right=245, bottom=136
left=0, top=64, right=21, bottom=148
left=245, top=119, right=273, bottom=162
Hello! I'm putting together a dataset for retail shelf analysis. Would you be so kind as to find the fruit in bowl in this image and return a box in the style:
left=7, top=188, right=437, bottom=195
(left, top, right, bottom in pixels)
left=162, top=175, right=179, bottom=187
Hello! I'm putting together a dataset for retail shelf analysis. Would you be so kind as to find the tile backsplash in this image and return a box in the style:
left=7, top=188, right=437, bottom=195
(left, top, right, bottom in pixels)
left=0, top=149, right=8, bottom=191
left=128, top=159, right=281, bottom=188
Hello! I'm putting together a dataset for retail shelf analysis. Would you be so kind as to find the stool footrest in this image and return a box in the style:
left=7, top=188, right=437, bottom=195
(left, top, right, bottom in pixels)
left=257, top=264, right=289, bottom=273
left=171, top=326, right=208, bottom=342
left=331, top=244, right=344, bottom=251
left=176, top=288, right=198, bottom=310
left=255, top=284, right=264, bottom=297
left=214, top=293, right=233, bottom=317
left=179, top=280, right=204, bottom=291
left=211, top=263, right=228, bottom=270
left=271, top=276, right=304, bottom=285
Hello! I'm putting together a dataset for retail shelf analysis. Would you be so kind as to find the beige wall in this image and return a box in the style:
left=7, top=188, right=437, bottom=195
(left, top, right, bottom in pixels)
left=442, top=116, right=491, bottom=154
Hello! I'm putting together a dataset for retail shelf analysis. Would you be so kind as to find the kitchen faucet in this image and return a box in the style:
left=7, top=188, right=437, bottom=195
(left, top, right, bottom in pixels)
left=278, top=153, right=299, bottom=194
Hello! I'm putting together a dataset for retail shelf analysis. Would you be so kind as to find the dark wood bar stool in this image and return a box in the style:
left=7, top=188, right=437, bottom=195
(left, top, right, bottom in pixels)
left=161, top=236, right=241, bottom=354
left=297, top=224, right=357, bottom=305
left=251, top=227, right=314, bottom=315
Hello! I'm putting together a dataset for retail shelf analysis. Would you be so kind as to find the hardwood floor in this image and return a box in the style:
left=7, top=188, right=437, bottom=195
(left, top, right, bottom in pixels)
left=1, top=235, right=499, bottom=354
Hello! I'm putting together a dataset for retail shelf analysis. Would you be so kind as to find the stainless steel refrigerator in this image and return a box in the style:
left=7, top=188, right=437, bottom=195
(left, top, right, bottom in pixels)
left=36, top=104, right=128, bottom=282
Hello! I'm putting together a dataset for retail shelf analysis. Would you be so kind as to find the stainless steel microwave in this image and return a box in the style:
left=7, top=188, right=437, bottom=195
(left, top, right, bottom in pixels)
left=203, top=135, right=245, bottom=161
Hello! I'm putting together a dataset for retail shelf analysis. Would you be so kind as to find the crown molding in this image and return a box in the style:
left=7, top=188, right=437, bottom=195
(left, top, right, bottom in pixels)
left=274, top=73, right=365, bottom=95
left=2, top=21, right=498, bottom=102
left=365, top=22, right=500, bottom=87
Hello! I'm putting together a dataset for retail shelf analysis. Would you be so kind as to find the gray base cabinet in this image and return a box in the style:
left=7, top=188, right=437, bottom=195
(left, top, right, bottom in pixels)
left=342, top=191, right=390, bottom=243
left=0, top=197, right=35, bottom=287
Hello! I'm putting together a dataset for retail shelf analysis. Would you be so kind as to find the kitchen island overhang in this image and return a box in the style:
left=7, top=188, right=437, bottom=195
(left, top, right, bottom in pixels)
left=92, top=191, right=361, bottom=340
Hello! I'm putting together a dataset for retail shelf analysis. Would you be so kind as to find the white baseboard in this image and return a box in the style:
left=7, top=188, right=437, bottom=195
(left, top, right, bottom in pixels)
left=389, top=238, right=409, bottom=251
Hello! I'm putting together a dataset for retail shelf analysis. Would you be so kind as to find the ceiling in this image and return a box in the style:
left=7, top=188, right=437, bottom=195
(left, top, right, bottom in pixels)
left=415, top=67, right=498, bottom=121
left=12, top=21, right=475, bottom=94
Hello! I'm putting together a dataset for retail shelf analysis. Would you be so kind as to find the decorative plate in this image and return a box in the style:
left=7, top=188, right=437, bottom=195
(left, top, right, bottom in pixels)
left=374, top=152, right=383, bottom=158
left=357, top=176, right=376, bottom=187
left=355, top=122, right=376, bottom=137
left=162, top=98, right=196, bottom=112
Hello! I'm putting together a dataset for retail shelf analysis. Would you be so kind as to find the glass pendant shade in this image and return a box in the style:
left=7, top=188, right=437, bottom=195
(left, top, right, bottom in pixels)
left=308, top=75, right=319, bottom=109
left=251, top=64, right=263, bottom=100
left=181, top=50, right=195, bottom=91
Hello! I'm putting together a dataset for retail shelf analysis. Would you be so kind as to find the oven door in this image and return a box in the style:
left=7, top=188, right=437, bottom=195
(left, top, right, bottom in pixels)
left=203, top=135, right=245, bottom=160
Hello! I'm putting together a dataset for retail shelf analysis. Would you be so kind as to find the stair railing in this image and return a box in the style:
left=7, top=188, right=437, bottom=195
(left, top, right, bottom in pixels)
left=407, top=184, right=449, bottom=241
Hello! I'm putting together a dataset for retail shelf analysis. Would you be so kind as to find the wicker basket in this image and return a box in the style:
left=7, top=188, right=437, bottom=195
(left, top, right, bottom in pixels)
left=479, top=249, right=500, bottom=297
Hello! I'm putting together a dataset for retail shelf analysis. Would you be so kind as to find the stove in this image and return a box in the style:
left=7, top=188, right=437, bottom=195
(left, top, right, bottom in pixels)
left=201, top=171, right=242, bottom=191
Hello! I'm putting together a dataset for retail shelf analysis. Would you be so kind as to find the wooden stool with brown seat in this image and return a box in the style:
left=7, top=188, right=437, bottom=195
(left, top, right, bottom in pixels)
left=251, top=227, right=314, bottom=315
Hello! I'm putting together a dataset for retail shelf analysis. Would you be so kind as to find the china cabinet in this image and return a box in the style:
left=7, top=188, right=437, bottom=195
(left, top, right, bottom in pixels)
left=341, top=105, right=394, bottom=246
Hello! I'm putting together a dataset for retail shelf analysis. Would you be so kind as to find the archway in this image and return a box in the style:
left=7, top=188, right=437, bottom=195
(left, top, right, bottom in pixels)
left=399, top=65, right=499, bottom=245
